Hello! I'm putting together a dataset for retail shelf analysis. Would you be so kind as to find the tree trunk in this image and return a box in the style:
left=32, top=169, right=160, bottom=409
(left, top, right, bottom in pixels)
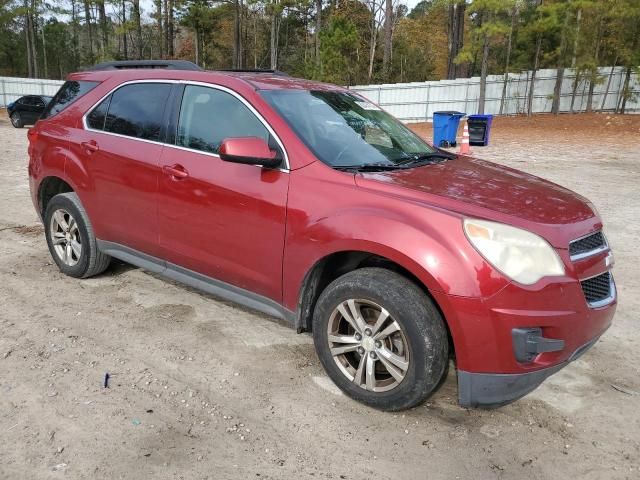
left=270, top=12, right=279, bottom=70
left=551, top=68, right=564, bottom=115
left=24, top=1, right=33, bottom=78
left=195, top=29, right=200, bottom=65
left=155, top=0, right=163, bottom=58
left=84, top=0, right=94, bottom=61
left=97, top=0, right=108, bottom=58
left=571, top=9, right=581, bottom=68
left=233, top=0, right=242, bottom=68
left=315, top=0, right=322, bottom=67
left=447, top=1, right=465, bottom=79
left=586, top=21, right=603, bottom=112
left=42, top=22, right=48, bottom=78
left=367, top=26, right=377, bottom=83
left=122, top=0, right=128, bottom=59
left=254, top=14, right=258, bottom=69
left=551, top=9, right=569, bottom=115
left=29, top=5, right=39, bottom=77
left=70, top=0, right=79, bottom=70
left=163, top=0, right=169, bottom=57
left=499, top=5, right=516, bottom=115
left=527, top=34, right=542, bottom=117
left=620, top=66, right=632, bottom=114
left=168, top=0, right=174, bottom=57
left=382, top=0, right=392, bottom=81
left=133, top=0, right=142, bottom=59
left=478, top=31, right=489, bottom=115
left=570, top=69, right=580, bottom=113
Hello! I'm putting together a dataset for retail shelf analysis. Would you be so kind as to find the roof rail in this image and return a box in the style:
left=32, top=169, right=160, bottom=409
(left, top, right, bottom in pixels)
left=87, top=60, right=203, bottom=71
left=218, top=69, right=289, bottom=76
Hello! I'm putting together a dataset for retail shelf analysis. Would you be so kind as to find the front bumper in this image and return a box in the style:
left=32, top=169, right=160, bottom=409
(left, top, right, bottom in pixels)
left=430, top=255, right=616, bottom=408
left=457, top=331, right=605, bottom=408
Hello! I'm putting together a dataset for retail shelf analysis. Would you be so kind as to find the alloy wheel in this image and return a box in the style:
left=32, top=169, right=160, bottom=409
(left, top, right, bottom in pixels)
left=49, top=209, right=82, bottom=266
left=327, top=299, right=410, bottom=392
left=10, top=113, right=20, bottom=127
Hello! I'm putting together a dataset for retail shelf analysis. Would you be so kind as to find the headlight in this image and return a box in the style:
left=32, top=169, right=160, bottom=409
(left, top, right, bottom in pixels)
left=463, top=219, right=565, bottom=285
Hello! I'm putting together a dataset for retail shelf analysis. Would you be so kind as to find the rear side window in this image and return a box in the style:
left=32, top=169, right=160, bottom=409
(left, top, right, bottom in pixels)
left=103, top=83, right=171, bottom=141
left=42, top=80, right=99, bottom=118
left=86, top=95, right=111, bottom=130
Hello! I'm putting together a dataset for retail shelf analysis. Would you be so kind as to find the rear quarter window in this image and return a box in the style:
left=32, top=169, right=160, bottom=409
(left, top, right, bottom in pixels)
left=42, top=80, right=99, bottom=119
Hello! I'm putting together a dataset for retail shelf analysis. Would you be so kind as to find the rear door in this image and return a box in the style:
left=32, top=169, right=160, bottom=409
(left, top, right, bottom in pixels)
left=73, top=82, right=172, bottom=257
left=157, top=83, right=289, bottom=302
left=20, top=97, right=39, bottom=123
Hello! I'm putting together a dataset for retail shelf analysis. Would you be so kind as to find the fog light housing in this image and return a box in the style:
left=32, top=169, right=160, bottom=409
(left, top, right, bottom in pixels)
left=512, top=328, right=565, bottom=363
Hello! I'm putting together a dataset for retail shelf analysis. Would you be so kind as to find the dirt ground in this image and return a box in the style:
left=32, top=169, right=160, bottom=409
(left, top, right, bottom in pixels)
left=0, top=110, right=638, bottom=480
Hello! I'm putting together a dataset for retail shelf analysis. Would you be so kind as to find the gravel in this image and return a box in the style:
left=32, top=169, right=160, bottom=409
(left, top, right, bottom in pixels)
left=0, top=112, right=639, bottom=479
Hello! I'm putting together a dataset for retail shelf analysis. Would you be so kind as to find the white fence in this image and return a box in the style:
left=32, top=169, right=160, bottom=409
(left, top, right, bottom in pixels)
left=349, top=66, right=640, bottom=122
left=0, top=76, right=64, bottom=107
left=2, top=66, right=639, bottom=122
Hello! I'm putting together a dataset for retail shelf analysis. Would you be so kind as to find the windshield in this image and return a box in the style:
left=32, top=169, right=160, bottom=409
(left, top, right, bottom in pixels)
left=260, top=90, right=437, bottom=167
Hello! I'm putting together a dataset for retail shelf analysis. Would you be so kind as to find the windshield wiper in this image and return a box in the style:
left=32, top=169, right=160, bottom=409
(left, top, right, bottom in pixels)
left=332, top=163, right=409, bottom=172
left=395, top=152, right=456, bottom=166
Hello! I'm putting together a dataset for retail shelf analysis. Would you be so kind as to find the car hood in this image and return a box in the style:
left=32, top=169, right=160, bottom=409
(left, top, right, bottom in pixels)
left=355, top=156, right=596, bottom=227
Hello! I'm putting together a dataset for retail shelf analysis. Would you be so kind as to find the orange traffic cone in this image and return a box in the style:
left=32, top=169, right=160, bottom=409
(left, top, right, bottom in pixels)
left=458, top=122, right=472, bottom=155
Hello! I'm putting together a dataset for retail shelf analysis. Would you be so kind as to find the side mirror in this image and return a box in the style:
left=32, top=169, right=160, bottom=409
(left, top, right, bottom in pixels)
left=219, top=137, right=282, bottom=168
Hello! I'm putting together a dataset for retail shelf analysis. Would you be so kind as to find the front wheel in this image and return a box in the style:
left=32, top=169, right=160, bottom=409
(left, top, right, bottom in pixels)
left=312, top=268, right=448, bottom=411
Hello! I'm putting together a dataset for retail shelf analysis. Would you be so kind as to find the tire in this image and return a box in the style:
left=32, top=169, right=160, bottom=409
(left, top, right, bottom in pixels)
left=44, top=192, right=111, bottom=278
left=10, top=112, right=24, bottom=128
left=312, top=267, right=448, bottom=411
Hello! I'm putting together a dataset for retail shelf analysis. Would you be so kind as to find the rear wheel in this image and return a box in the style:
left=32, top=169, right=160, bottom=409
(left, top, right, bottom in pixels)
left=44, top=192, right=111, bottom=278
left=312, top=268, right=448, bottom=411
left=10, top=112, right=23, bottom=128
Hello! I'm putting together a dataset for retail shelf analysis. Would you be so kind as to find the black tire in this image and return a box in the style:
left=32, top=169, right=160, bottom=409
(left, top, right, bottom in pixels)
left=312, top=268, right=448, bottom=411
left=44, top=192, right=111, bottom=278
left=10, top=112, right=24, bottom=128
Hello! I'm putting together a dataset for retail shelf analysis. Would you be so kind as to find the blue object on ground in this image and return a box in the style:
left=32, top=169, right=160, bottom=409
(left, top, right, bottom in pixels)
left=468, top=114, right=494, bottom=146
left=433, top=111, right=466, bottom=148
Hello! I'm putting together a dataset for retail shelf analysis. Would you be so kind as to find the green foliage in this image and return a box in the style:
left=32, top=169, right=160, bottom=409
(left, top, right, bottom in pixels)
left=0, top=0, right=637, bottom=103
left=319, top=16, right=358, bottom=84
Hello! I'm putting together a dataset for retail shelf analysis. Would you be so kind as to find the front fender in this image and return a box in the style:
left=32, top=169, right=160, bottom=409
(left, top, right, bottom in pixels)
left=282, top=189, right=509, bottom=313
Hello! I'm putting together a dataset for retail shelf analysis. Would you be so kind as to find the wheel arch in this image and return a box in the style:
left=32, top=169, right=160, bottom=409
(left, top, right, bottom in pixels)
left=38, top=176, right=74, bottom=217
left=295, top=249, right=456, bottom=359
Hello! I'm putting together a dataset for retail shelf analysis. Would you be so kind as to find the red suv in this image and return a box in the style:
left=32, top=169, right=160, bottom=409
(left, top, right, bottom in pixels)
left=27, top=61, right=616, bottom=410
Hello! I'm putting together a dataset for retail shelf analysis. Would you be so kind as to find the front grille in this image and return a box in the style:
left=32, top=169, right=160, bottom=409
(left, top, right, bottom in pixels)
left=580, top=271, right=612, bottom=305
left=569, top=231, right=607, bottom=259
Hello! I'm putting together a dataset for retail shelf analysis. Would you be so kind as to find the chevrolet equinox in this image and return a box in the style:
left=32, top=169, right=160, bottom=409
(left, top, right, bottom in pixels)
left=27, top=61, right=617, bottom=410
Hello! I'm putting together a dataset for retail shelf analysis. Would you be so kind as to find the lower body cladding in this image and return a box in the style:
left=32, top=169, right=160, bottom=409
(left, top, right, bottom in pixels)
left=458, top=332, right=605, bottom=407
left=432, top=274, right=617, bottom=408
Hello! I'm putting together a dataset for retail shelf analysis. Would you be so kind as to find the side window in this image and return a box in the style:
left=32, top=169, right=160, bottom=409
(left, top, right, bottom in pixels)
left=34, top=97, right=45, bottom=108
left=42, top=81, right=99, bottom=119
left=86, top=95, right=111, bottom=130
left=104, top=83, right=171, bottom=141
left=177, top=85, right=269, bottom=154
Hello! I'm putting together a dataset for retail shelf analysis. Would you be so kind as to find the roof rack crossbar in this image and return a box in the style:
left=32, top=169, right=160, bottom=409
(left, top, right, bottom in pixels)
left=87, top=60, right=203, bottom=72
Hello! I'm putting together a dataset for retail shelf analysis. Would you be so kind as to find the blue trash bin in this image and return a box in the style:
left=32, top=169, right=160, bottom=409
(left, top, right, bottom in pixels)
left=467, top=114, right=493, bottom=146
left=433, top=111, right=466, bottom=148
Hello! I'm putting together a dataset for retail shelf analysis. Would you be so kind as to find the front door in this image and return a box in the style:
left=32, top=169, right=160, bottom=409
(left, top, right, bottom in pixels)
left=158, top=84, right=289, bottom=302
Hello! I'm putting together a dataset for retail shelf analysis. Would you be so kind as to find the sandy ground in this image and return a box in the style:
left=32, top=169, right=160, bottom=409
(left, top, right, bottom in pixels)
left=0, top=111, right=639, bottom=479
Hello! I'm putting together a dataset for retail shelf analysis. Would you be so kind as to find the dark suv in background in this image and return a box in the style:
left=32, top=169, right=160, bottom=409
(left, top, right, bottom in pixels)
left=7, top=94, right=52, bottom=128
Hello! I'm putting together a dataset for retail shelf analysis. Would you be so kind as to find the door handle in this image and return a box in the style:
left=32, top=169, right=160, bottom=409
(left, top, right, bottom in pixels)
left=81, top=141, right=99, bottom=154
left=163, top=164, right=189, bottom=179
